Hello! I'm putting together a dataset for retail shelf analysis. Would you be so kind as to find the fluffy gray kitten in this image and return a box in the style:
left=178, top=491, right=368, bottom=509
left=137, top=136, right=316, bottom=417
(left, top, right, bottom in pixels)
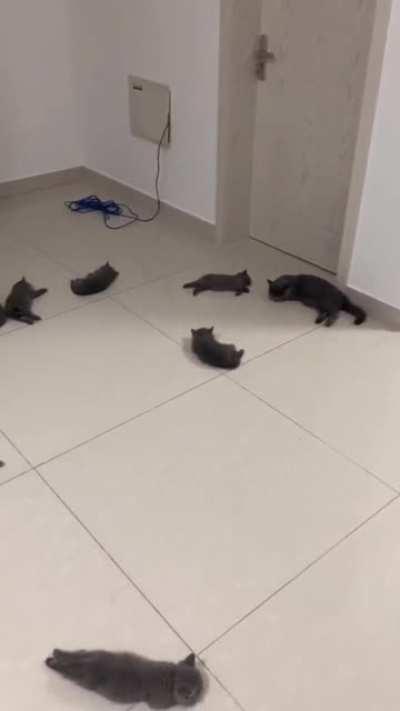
left=5, top=278, right=47, bottom=325
left=191, top=327, right=244, bottom=369
left=0, top=305, right=7, bottom=327
left=70, top=262, right=119, bottom=295
left=45, top=649, right=204, bottom=708
left=184, top=269, right=251, bottom=296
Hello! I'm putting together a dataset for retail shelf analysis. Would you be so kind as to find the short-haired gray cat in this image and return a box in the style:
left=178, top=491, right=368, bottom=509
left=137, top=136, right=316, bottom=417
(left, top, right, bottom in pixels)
left=5, top=278, right=47, bottom=325
left=45, top=649, right=204, bottom=708
left=191, top=327, right=244, bottom=369
left=268, top=274, right=366, bottom=327
left=70, top=262, right=119, bottom=295
left=184, top=270, right=251, bottom=296
left=0, top=305, right=7, bottom=327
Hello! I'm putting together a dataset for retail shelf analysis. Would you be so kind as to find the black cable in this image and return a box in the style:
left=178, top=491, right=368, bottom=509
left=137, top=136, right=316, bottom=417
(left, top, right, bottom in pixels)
left=65, top=114, right=170, bottom=230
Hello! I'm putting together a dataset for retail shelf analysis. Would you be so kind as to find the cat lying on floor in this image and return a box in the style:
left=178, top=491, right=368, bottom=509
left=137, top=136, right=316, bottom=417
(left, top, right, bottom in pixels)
left=70, top=262, right=119, bottom=295
left=0, top=305, right=7, bottom=327
left=191, top=327, right=244, bottom=369
left=183, top=270, right=251, bottom=296
left=46, top=648, right=204, bottom=708
left=268, top=274, right=366, bottom=327
left=5, top=278, right=48, bottom=325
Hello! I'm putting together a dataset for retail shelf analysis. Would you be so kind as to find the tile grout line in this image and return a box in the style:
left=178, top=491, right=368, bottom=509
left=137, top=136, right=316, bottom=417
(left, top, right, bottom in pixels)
left=33, top=467, right=247, bottom=711
left=33, top=467, right=192, bottom=649
left=249, top=235, right=336, bottom=276
left=227, top=378, right=400, bottom=496
left=30, top=321, right=325, bottom=474
left=112, top=294, right=322, bottom=358
left=0, top=424, right=247, bottom=710
left=33, top=373, right=225, bottom=470
left=199, top=493, right=400, bottom=655
left=0, top=468, right=32, bottom=491
left=200, top=662, right=248, bottom=711
left=110, top=295, right=183, bottom=347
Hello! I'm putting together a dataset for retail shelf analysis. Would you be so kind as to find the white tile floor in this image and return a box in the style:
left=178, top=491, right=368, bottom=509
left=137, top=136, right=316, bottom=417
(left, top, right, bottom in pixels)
left=1, top=177, right=400, bottom=710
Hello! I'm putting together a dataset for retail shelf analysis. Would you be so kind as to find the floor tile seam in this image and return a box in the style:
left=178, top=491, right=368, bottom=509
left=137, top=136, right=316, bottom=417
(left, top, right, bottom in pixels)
left=227, top=379, right=399, bottom=495
left=33, top=467, right=191, bottom=648
left=0, top=468, right=32, bottom=490
left=0, top=296, right=114, bottom=341
left=33, top=373, right=224, bottom=469
left=33, top=467, right=247, bottom=709
left=249, top=236, right=336, bottom=276
left=0, top=426, right=246, bottom=709
left=110, top=295, right=182, bottom=346
left=199, top=493, right=400, bottom=655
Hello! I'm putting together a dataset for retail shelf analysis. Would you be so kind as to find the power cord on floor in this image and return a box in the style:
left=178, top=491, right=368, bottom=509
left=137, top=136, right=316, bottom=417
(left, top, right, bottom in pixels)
left=65, top=115, right=170, bottom=230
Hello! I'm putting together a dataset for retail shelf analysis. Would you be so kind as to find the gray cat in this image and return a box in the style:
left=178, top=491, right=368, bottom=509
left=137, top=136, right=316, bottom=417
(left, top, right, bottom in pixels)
left=268, top=274, right=366, bottom=327
left=70, top=262, right=119, bottom=295
left=5, top=278, right=47, bottom=325
left=191, top=327, right=244, bottom=369
left=0, top=305, right=7, bottom=327
left=183, top=270, right=251, bottom=296
left=45, top=649, right=204, bottom=708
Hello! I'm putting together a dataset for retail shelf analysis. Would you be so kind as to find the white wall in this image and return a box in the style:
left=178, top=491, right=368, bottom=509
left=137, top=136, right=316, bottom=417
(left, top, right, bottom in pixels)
left=75, top=0, right=220, bottom=223
left=0, top=0, right=82, bottom=182
left=347, top=0, right=400, bottom=308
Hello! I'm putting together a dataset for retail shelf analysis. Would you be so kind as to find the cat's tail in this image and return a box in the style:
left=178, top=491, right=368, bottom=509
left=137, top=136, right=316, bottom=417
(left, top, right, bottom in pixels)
left=183, top=281, right=198, bottom=290
left=342, top=296, right=367, bottom=325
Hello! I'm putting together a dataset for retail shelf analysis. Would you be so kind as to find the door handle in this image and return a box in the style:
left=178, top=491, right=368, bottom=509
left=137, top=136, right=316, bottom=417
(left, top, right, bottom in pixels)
left=255, top=34, right=275, bottom=81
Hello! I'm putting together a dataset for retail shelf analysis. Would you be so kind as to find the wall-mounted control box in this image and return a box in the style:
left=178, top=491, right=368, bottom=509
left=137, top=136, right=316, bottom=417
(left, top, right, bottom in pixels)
left=128, top=76, right=171, bottom=145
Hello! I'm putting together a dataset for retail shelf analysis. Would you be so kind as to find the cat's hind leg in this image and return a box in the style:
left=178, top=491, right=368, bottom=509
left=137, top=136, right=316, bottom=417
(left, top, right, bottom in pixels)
left=315, top=311, right=328, bottom=324
left=17, top=313, right=36, bottom=325
left=46, top=650, right=100, bottom=689
left=324, top=309, right=339, bottom=327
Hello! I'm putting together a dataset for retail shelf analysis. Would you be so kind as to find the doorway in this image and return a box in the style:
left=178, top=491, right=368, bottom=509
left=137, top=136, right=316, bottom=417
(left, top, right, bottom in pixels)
left=217, top=0, right=377, bottom=275
left=250, top=1, right=376, bottom=272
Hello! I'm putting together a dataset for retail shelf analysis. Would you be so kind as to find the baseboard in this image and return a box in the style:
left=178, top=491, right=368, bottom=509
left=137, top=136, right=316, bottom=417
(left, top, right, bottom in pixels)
left=346, top=285, right=400, bottom=329
left=0, top=164, right=217, bottom=242
left=83, top=168, right=216, bottom=240
left=0, top=166, right=87, bottom=199
left=82, top=167, right=216, bottom=240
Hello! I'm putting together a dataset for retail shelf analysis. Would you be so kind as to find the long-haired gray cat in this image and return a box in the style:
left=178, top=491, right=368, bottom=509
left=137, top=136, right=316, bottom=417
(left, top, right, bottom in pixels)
left=5, top=278, right=47, bottom=325
left=268, top=274, right=366, bottom=327
left=45, top=648, right=204, bottom=708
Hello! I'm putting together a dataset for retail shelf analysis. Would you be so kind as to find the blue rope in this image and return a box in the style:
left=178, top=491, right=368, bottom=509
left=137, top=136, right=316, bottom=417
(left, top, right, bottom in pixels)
left=65, top=195, right=139, bottom=230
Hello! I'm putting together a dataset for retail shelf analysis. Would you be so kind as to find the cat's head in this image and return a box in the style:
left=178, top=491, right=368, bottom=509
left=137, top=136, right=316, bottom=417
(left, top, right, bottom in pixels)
left=173, top=654, right=204, bottom=707
left=238, top=269, right=252, bottom=287
left=191, top=327, right=214, bottom=339
left=103, top=262, right=119, bottom=277
left=267, top=275, right=295, bottom=301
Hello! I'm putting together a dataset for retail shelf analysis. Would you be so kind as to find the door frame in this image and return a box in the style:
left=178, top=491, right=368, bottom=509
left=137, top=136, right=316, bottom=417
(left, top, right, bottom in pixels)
left=216, top=0, right=392, bottom=284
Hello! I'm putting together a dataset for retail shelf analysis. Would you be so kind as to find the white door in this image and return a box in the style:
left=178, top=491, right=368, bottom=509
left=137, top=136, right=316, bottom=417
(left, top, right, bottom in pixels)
left=250, top=0, right=375, bottom=271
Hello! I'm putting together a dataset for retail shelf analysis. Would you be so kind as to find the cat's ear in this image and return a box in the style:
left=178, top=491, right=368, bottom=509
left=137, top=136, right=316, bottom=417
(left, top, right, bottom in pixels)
left=191, top=328, right=196, bottom=336
left=182, top=653, right=196, bottom=667
left=267, top=279, right=273, bottom=286
left=208, top=327, right=214, bottom=334
left=241, top=269, right=248, bottom=276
